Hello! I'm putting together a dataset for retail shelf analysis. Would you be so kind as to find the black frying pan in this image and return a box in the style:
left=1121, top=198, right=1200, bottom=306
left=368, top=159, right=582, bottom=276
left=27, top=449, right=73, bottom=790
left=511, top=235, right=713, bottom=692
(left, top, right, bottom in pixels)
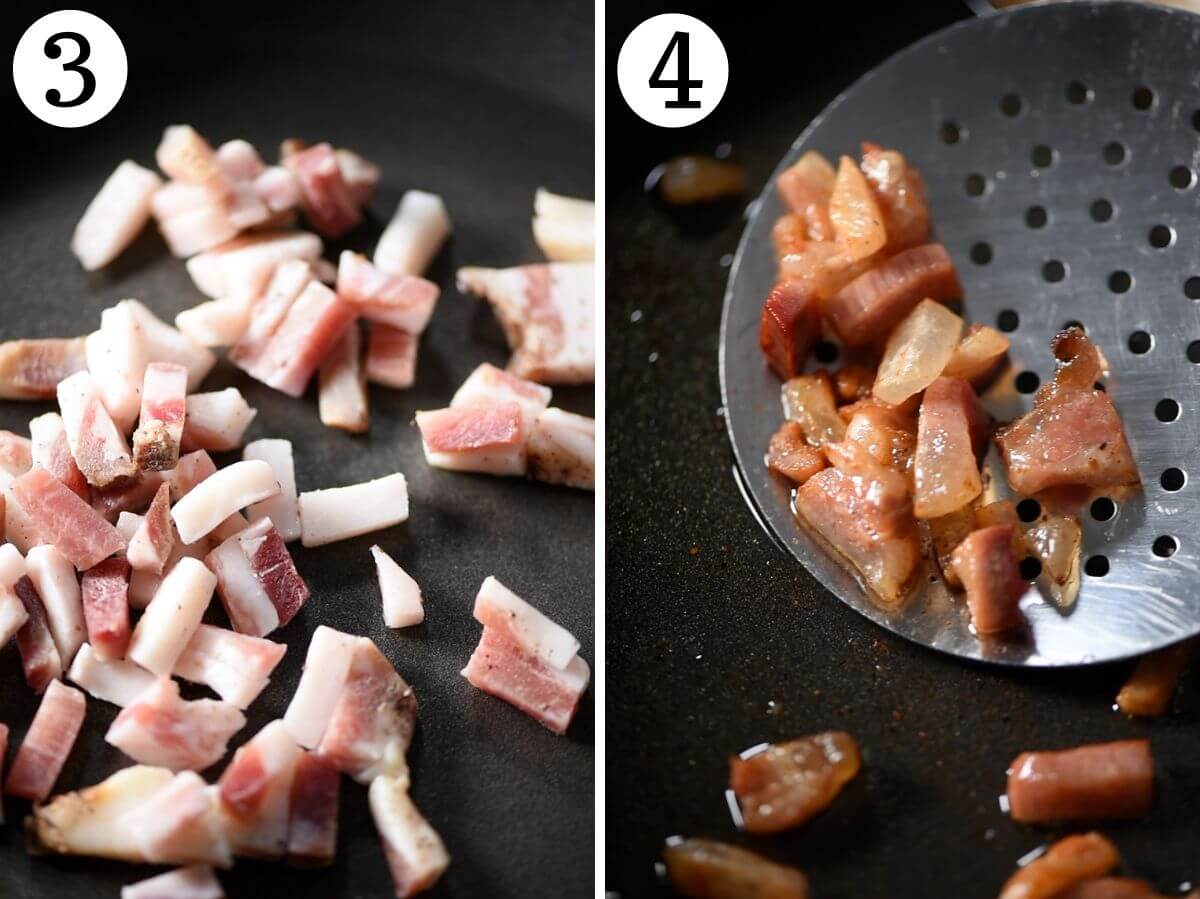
left=605, top=1, right=1200, bottom=895
left=1, top=2, right=594, bottom=896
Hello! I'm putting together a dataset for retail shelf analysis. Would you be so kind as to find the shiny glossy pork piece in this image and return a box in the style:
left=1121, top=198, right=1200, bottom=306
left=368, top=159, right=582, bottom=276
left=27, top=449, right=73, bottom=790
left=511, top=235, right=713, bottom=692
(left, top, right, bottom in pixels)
left=759, top=281, right=821, bottom=379
left=950, top=524, right=1027, bottom=635
left=1116, top=641, right=1196, bottom=717
left=1006, top=739, right=1153, bottom=823
left=663, top=838, right=810, bottom=899
left=766, top=421, right=828, bottom=486
left=998, top=832, right=1120, bottom=899
left=913, top=377, right=990, bottom=519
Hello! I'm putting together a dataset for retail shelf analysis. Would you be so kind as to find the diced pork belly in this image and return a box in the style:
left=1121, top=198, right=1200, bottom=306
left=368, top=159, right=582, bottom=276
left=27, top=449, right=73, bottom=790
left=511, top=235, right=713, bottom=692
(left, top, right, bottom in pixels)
left=107, top=677, right=245, bottom=771
left=0, top=585, right=29, bottom=651
left=374, top=190, right=451, bottom=277
left=527, top=407, right=595, bottom=490
left=156, top=126, right=229, bottom=195
left=122, top=865, right=226, bottom=899
left=416, top=404, right=526, bottom=476
left=167, top=449, right=218, bottom=500
left=57, top=370, right=136, bottom=488
left=943, top=323, right=1010, bottom=388
left=81, top=556, right=131, bottom=660
left=793, top=459, right=920, bottom=607
left=72, top=160, right=163, bottom=270
left=951, top=525, right=1027, bottom=634
left=127, top=557, right=216, bottom=675
left=825, top=243, right=962, bottom=348
left=336, top=147, right=380, bottom=206
left=91, top=470, right=166, bottom=522
left=208, top=517, right=308, bottom=637
left=158, top=203, right=240, bottom=258
left=254, top=165, right=301, bottom=213
left=450, top=362, right=552, bottom=436
left=218, top=719, right=303, bottom=859
left=730, top=732, right=862, bottom=834
left=317, top=638, right=417, bottom=784
left=372, top=545, right=424, bottom=628
left=458, top=262, right=595, bottom=384
left=5, top=680, right=86, bottom=801
left=171, top=459, right=279, bottom=545
left=188, top=231, right=322, bottom=304
left=777, top=150, right=836, bottom=240
left=0, top=469, right=42, bottom=552
left=841, top=403, right=917, bottom=481
left=0, top=542, right=27, bottom=586
left=298, top=472, right=409, bottom=547
left=285, top=143, right=362, bottom=238
left=999, top=833, right=1120, bottom=899
left=337, top=251, right=439, bottom=333
left=913, top=378, right=990, bottom=519
left=462, top=627, right=591, bottom=735
left=133, top=362, right=187, bottom=472
left=369, top=775, right=450, bottom=898
left=26, top=543, right=86, bottom=665
left=1117, top=641, right=1195, bottom=717
left=238, top=518, right=308, bottom=626
left=996, top=328, right=1139, bottom=494
left=0, top=337, right=88, bottom=400
left=28, top=765, right=175, bottom=862
left=284, top=626, right=360, bottom=748
left=14, top=467, right=126, bottom=569
left=532, top=188, right=595, bottom=262
left=829, top=155, right=886, bottom=261
left=68, top=643, right=154, bottom=706
left=1007, top=739, right=1153, bottom=823
left=664, top=838, right=811, bottom=899
left=127, top=482, right=174, bottom=573
left=150, top=180, right=218, bottom=221
left=30, top=412, right=89, bottom=499
left=872, top=299, right=964, bottom=406
left=473, top=576, right=581, bottom=669
left=319, top=325, right=369, bottom=432
left=121, top=300, right=217, bottom=391
left=122, top=771, right=232, bottom=868
left=181, top=388, right=257, bottom=451
left=13, top=576, right=61, bottom=691
left=365, top=324, right=418, bottom=390
left=0, top=430, right=33, bottom=475
left=226, top=258, right=314, bottom=370
left=859, top=142, right=930, bottom=254
left=760, top=281, right=822, bottom=379
left=243, top=439, right=301, bottom=541
left=176, top=299, right=251, bottom=348
left=216, top=139, right=265, bottom=181
left=174, top=624, right=286, bottom=709
left=237, top=281, right=358, bottom=398
left=287, top=751, right=340, bottom=867
left=782, top=372, right=846, bottom=447
left=88, top=302, right=150, bottom=432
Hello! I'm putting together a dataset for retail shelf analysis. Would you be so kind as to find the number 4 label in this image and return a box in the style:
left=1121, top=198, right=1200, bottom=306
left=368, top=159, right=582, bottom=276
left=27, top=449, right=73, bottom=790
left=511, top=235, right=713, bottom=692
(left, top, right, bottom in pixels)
left=618, top=14, right=729, bottom=128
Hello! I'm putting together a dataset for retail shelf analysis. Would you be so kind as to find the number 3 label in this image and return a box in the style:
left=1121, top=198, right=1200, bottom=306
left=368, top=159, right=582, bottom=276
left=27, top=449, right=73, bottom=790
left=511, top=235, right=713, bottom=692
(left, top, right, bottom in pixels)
left=13, top=10, right=127, bottom=128
left=618, top=14, right=728, bottom=128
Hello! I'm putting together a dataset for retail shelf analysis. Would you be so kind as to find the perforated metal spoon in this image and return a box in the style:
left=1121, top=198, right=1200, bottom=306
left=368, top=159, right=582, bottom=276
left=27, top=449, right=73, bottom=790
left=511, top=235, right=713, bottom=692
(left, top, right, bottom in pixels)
left=720, top=0, right=1200, bottom=666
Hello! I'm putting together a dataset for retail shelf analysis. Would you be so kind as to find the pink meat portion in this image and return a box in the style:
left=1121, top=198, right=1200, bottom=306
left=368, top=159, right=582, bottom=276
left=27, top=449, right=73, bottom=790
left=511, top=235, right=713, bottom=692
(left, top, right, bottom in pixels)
left=336, top=148, right=380, bottom=206
left=240, top=519, right=309, bottom=628
left=121, top=865, right=226, bottom=899
left=127, top=483, right=175, bottom=574
left=951, top=525, right=1027, bottom=634
left=91, top=471, right=167, bottom=523
left=0, top=430, right=33, bottom=475
left=336, top=252, right=439, bottom=333
left=825, top=243, right=963, bottom=347
left=235, top=281, right=357, bottom=398
left=5, top=680, right=86, bottom=800
left=81, top=556, right=131, bottom=661
left=286, top=751, right=341, bottom=867
left=913, top=378, right=991, bottom=519
left=284, top=143, right=362, bottom=238
left=123, top=770, right=229, bottom=867
left=14, top=467, right=126, bottom=570
left=418, top=404, right=523, bottom=453
left=218, top=721, right=302, bottom=859
left=1007, top=739, right=1154, bottom=823
left=317, top=638, right=416, bottom=784
left=463, top=627, right=590, bottom=735
left=134, top=362, right=188, bottom=472
left=228, top=259, right=313, bottom=368
left=0, top=337, right=88, bottom=400
left=106, top=677, right=245, bottom=772
left=30, top=414, right=89, bottom=500
left=168, top=450, right=218, bottom=501
left=57, top=371, right=137, bottom=488
left=14, top=576, right=64, bottom=692
left=174, top=624, right=286, bottom=710
left=366, top=324, right=418, bottom=389
left=997, top=328, right=1139, bottom=494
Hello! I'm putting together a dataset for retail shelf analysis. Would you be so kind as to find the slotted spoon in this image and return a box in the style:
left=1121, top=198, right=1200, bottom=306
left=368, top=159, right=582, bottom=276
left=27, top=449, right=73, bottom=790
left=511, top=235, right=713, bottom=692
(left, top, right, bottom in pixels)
left=720, top=0, right=1200, bottom=666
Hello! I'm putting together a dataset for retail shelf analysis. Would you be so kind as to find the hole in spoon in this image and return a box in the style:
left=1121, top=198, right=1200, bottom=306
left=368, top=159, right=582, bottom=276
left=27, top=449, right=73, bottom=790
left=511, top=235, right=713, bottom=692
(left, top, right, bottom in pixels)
left=1152, top=535, right=1177, bottom=558
left=1016, top=499, right=1041, bottom=523
left=1084, top=555, right=1109, bottom=577
left=1127, top=331, right=1152, bottom=354
left=1161, top=468, right=1186, bottom=492
left=1090, top=497, right=1116, bottom=521
left=1089, top=199, right=1114, bottom=222
left=997, top=309, right=1019, bottom=332
left=1155, top=398, right=1180, bottom=422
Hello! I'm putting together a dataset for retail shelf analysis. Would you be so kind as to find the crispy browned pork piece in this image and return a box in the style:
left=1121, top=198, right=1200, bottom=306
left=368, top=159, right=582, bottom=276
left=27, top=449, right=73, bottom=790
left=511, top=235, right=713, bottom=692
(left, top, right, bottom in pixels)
left=833, top=364, right=875, bottom=403
left=1116, top=641, right=1195, bottom=717
left=760, top=282, right=821, bottom=379
left=996, top=328, right=1139, bottom=495
left=729, top=731, right=861, bottom=833
left=663, top=838, right=810, bottom=899
left=913, top=377, right=991, bottom=519
left=1006, top=739, right=1153, bottom=823
left=766, top=422, right=827, bottom=486
left=829, top=155, right=886, bottom=263
left=841, top=402, right=917, bottom=481
left=998, top=833, right=1120, bottom=899
left=1025, top=513, right=1083, bottom=609
left=859, top=141, right=930, bottom=254
left=951, top=525, right=1027, bottom=634
left=781, top=372, right=846, bottom=447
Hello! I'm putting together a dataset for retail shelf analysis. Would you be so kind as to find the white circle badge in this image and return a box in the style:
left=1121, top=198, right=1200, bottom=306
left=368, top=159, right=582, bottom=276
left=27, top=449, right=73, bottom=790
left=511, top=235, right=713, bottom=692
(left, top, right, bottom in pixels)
left=13, top=10, right=127, bottom=128
left=617, top=14, right=728, bottom=129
